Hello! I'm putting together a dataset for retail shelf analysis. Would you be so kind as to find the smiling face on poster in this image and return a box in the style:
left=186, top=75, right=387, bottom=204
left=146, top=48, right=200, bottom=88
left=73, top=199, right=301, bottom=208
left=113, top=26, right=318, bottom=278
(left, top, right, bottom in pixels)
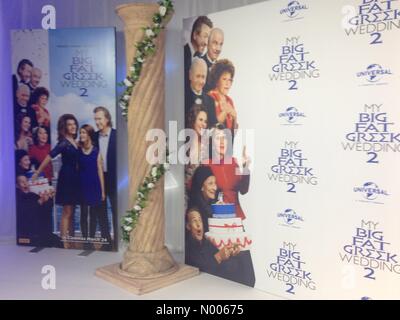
left=11, top=28, right=118, bottom=251
left=183, top=0, right=400, bottom=299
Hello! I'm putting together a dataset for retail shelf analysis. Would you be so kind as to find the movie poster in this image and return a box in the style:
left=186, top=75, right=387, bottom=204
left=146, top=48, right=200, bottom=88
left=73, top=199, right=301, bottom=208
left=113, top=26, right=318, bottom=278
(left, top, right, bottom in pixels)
left=12, top=28, right=118, bottom=251
left=183, top=0, right=400, bottom=299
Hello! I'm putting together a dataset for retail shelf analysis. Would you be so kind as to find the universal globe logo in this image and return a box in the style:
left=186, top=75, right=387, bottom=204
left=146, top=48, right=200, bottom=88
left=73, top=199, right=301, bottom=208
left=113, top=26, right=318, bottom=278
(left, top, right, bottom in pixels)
left=353, top=182, right=389, bottom=201
left=357, top=64, right=392, bottom=83
left=277, top=209, right=304, bottom=226
left=279, top=107, right=306, bottom=124
left=280, top=1, right=308, bottom=18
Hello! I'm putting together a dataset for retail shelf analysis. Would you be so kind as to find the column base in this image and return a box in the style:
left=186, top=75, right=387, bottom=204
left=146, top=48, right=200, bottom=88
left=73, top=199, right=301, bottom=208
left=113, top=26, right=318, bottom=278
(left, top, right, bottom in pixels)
left=95, top=263, right=199, bottom=295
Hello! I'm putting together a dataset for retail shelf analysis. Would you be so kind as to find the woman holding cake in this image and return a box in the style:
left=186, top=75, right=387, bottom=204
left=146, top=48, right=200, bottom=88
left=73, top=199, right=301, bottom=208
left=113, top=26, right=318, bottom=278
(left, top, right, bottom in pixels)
left=33, top=114, right=80, bottom=249
left=203, top=124, right=250, bottom=220
left=186, top=166, right=255, bottom=287
left=78, top=124, right=106, bottom=244
left=15, top=149, right=32, bottom=177
left=187, top=165, right=216, bottom=232
left=207, top=59, right=238, bottom=134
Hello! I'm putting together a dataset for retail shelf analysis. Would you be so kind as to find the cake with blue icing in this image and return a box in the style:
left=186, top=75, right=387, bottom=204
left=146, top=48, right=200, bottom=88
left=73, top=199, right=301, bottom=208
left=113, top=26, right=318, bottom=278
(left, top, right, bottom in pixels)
left=205, top=194, right=252, bottom=251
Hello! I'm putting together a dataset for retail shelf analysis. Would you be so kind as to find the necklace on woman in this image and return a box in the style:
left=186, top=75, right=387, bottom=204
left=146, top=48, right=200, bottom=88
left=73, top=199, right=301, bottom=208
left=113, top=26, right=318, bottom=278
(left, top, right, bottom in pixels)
left=82, top=144, right=93, bottom=155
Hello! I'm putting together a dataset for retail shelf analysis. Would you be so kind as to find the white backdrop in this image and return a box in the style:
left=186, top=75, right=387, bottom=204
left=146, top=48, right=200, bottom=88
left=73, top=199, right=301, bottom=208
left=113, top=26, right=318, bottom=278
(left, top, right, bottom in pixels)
left=184, top=0, right=400, bottom=299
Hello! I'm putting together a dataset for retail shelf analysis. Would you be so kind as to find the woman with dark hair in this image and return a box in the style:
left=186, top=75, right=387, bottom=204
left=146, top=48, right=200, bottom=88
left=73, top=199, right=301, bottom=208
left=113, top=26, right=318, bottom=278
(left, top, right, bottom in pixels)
left=30, top=87, right=51, bottom=130
left=187, top=165, right=216, bottom=232
left=78, top=124, right=106, bottom=243
left=186, top=104, right=209, bottom=164
left=203, top=124, right=250, bottom=220
left=185, top=104, right=210, bottom=209
left=15, top=149, right=32, bottom=177
left=33, top=114, right=80, bottom=248
left=15, top=114, right=33, bottom=151
left=186, top=165, right=255, bottom=287
left=207, top=59, right=238, bottom=132
left=28, top=126, right=53, bottom=182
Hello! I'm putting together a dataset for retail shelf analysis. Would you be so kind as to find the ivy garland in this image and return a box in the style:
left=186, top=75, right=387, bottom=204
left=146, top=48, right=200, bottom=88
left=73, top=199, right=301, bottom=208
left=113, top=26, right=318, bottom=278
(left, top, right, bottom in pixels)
left=118, top=0, right=174, bottom=119
left=120, top=0, right=174, bottom=243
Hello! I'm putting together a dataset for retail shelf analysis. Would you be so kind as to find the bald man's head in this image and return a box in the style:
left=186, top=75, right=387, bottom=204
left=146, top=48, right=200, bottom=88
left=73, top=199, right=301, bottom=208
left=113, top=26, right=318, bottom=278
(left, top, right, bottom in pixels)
left=207, top=28, right=224, bottom=62
left=189, top=58, right=208, bottom=94
left=31, top=68, right=42, bottom=89
left=16, top=84, right=30, bottom=107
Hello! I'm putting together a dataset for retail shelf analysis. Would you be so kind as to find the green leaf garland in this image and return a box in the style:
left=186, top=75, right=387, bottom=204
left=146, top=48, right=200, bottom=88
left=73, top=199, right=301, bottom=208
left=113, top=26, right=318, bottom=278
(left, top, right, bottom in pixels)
left=119, top=0, right=174, bottom=243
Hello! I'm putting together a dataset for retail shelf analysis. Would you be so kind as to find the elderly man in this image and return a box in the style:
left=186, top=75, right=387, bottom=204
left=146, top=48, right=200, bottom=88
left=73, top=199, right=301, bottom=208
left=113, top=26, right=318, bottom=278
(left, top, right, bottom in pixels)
left=14, top=84, right=37, bottom=128
left=185, top=57, right=217, bottom=129
left=203, top=28, right=224, bottom=70
left=184, top=16, right=213, bottom=96
left=203, top=28, right=224, bottom=92
left=29, top=67, right=42, bottom=91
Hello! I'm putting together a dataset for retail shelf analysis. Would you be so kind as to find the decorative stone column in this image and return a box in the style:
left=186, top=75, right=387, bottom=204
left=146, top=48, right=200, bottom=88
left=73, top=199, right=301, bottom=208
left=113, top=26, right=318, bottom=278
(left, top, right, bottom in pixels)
left=95, top=3, right=198, bottom=295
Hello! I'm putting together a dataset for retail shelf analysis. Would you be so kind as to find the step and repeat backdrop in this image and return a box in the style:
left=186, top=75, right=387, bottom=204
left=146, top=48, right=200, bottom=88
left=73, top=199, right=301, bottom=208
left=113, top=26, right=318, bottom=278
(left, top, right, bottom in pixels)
left=11, top=28, right=118, bottom=251
left=183, top=0, right=400, bottom=299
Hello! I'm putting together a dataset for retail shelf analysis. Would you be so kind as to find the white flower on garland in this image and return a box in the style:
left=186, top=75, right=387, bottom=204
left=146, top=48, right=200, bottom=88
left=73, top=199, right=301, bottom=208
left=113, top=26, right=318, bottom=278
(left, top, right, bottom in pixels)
left=151, top=167, right=158, bottom=177
left=134, top=205, right=142, bottom=211
left=137, top=57, right=144, bottom=63
left=124, top=225, right=133, bottom=232
left=124, top=217, right=133, bottom=223
left=123, top=95, right=130, bottom=101
left=146, top=29, right=155, bottom=38
left=163, top=163, right=170, bottom=171
left=159, top=6, right=167, bottom=17
left=137, top=192, right=144, bottom=199
left=124, top=78, right=133, bottom=87
left=130, top=66, right=136, bottom=72
left=148, top=183, right=155, bottom=189
left=119, top=102, right=127, bottom=109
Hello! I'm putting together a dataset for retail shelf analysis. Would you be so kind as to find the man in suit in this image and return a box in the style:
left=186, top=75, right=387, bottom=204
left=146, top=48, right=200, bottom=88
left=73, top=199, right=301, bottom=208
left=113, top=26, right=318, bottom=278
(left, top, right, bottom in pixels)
left=13, top=59, right=33, bottom=100
left=14, top=84, right=37, bottom=128
left=94, top=106, right=117, bottom=250
left=202, top=28, right=224, bottom=93
left=185, top=57, right=217, bottom=129
left=29, top=67, right=42, bottom=91
left=184, top=16, right=213, bottom=96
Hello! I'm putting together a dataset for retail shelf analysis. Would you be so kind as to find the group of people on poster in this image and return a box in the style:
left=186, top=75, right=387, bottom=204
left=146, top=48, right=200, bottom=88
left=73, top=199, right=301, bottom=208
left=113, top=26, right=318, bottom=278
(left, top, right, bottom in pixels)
left=184, top=16, right=255, bottom=286
left=13, top=58, right=117, bottom=250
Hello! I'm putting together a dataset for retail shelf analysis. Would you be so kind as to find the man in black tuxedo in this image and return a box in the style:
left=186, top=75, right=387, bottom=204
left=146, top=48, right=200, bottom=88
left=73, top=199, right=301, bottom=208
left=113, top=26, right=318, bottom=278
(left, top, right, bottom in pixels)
left=94, top=106, right=117, bottom=250
left=185, top=57, right=217, bottom=129
left=184, top=16, right=213, bottom=96
left=12, top=59, right=33, bottom=100
left=202, top=28, right=224, bottom=93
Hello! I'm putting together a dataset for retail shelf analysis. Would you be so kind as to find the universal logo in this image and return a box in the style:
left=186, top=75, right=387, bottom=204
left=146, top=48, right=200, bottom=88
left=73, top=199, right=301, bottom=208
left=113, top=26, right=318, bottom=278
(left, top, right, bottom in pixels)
left=277, top=209, right=304, bottom=228
left=357, top=64, right=392, bottom=85
left=280, top=1, right=308, bottom=20
left=279, top=106, right=306, bottom=125
left=353, top=182, right=389, bottom=203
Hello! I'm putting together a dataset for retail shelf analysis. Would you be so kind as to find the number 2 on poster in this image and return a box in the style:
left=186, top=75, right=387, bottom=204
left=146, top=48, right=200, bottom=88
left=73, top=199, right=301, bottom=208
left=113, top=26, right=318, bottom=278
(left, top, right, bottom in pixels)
left=286, top=283, right=295, bottom=295
left=288, top=80, right=298, bottom=91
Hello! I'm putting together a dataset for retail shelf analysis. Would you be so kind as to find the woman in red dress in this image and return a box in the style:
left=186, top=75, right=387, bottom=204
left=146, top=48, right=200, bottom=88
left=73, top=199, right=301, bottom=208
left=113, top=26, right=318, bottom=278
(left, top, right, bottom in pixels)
left=31, top=87, right=51, bottom=131
left=207, top=59, right=238, bottom=133
left=203, top=124, right=250, bottom=220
